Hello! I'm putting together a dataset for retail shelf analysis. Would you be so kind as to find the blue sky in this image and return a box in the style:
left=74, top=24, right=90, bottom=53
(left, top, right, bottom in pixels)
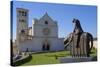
left=12, top=1, right=97, bottom=41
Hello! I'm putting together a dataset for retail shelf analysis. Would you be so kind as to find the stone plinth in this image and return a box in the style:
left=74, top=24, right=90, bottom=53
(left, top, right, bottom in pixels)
left=59, top=56, right=97, bottom=63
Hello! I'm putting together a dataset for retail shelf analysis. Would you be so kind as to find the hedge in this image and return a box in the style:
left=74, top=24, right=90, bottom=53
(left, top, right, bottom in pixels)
left=12, top=54, right=32, bottom=66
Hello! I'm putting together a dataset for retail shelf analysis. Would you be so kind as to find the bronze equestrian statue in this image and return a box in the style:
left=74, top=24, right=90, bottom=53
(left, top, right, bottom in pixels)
left=64, top=18, right=93, bottom=57
left=72, top=18, right=84, bottom=48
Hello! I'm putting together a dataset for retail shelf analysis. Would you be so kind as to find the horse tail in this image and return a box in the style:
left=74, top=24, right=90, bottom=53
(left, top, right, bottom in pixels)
left=88, top=33, right=93, bottom=52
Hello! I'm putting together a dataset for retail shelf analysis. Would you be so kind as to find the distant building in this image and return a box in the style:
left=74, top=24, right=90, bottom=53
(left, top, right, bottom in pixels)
left=12, top=42, right=18, bottom=56
left=16, top=8, right=64, bottom=52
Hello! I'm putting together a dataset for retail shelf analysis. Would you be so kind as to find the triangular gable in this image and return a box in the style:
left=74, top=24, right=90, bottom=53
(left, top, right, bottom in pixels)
left=38, top=12, right=57, bottom=26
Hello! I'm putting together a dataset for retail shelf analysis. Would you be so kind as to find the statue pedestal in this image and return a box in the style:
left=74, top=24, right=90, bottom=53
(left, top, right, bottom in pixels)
left=59, top=56, right=97, bottom=63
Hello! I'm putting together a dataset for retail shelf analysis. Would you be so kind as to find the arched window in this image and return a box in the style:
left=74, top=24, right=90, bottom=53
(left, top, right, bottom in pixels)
left=45, top=21, right=48, bottom=24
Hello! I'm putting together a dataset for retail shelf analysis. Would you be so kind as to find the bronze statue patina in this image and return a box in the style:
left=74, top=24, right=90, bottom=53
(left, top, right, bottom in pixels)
left=72, top=18, right=84, bottom=48
left=64, top=18, right=93, bottom=57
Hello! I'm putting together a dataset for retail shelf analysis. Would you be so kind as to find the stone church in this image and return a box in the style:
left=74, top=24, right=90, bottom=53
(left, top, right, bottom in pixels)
left=16, top=8, right=64, bottom=52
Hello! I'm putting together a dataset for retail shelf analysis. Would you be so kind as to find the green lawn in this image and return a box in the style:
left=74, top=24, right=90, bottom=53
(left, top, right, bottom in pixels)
left=21, top=49, right=97, bottom=66
left=22, top=51, right=70, bottom=65
left=90, top=48, right=97, bottom=56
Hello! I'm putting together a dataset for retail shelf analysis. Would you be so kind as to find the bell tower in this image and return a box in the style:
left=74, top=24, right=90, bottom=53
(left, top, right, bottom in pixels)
left=16, top=8, right=29, bottom=44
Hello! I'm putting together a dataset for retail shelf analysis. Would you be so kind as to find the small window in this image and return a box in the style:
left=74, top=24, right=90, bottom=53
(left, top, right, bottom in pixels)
left=18, top=11, right=22, bottom=16
left=21, top=30, right=25, bottom=33
left=24, top=12, right=27, bottom=16
left=21, top=19, right=25, bottom=22
left=19, top=19, right=25, bottom=22
left=18, top=11, right=21, bottom=14
left=22, top=11, right=25, bottom=16
left=45, top=21, right=48, bottom=24
left=18, top=11, right=27, bottom=16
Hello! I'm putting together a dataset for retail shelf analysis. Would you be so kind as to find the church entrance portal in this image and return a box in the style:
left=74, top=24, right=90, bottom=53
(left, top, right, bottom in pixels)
left=42, top=43, right=50, bottom=51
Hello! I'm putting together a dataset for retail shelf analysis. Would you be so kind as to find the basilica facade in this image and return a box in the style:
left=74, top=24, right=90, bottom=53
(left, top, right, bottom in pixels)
left=16, top=8, right=64, bottom=52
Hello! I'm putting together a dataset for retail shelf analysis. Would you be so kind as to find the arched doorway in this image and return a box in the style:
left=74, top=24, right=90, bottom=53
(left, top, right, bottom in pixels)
left=42, top=41, right=50, bottom=51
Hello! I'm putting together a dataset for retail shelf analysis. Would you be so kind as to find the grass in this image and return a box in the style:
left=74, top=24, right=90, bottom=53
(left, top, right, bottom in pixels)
left=90, top=48, right=97, bottom=56
left=21, top=51, right=70, bottom=66
left=21, top=49, right=97, bottom=66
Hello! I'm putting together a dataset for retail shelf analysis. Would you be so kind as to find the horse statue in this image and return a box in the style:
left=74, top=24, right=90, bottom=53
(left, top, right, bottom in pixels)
left=64, top=19, right=93, bottom=57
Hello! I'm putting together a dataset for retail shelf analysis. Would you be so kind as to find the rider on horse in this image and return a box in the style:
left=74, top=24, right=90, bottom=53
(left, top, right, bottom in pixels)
left=72, top=18, right=84, bottom=48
